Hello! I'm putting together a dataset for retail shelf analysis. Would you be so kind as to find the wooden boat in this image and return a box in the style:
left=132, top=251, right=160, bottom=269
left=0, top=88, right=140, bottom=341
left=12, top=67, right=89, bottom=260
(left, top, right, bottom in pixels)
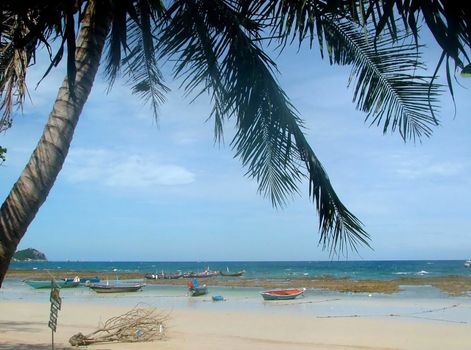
left=187, top=278, right=208, bottom=296
left=145, top=272, right=183, bottom=280
left=65, top=276, right=101, bottom=284
left=88, top=283, right=144, bottom=293
left=185, top=269, right=220, bottom=278
left=24, top=279, right=80, bottom=289
left=260, top=288, right=306, bottom=300
left=220, top=270, right=245, bottom=277
left=189, top=285, right=208, bottom=296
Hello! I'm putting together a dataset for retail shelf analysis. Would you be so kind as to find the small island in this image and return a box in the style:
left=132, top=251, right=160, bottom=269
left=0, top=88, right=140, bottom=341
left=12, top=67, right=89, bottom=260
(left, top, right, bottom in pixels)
left=13, top=248, right=47, bottom=262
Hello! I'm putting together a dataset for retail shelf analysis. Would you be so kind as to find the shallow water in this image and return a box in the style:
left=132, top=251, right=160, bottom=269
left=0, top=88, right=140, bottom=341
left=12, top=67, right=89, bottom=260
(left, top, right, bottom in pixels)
left=2, top=278, right=470, bottom=325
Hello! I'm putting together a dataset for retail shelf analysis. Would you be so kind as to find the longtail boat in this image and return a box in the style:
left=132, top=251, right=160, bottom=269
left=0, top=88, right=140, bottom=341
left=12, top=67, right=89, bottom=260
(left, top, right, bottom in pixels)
left=189, top=285, right=208, bottom=296
left=260, top=288, right=305, bottom=300
left=88, top=283, right=144, bottom=293
left=187, top=278, right=208, bottom=296
left=220, top=270, right=245, bottom=277
left=24, top=279, right=80, bottom=289
left=65, top=276, right=101, bottom=284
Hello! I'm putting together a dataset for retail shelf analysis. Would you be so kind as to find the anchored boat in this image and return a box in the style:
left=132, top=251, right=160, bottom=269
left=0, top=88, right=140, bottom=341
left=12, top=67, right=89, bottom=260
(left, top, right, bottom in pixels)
left=24, top=279, right=80, bottom=289
left=260, top=288, right=306, bottom=300
left=88, top=282, right=144, bottom=293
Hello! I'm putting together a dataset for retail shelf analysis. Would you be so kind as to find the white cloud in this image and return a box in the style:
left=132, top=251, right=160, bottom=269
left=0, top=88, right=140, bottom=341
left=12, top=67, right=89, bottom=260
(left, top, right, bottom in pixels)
left=64, top=148, right=195, bottom=188
left=394, top=158, right=466, bottom=180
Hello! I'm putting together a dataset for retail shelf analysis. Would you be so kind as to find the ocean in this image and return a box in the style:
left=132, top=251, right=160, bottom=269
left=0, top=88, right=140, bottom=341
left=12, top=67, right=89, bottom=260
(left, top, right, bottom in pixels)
left=9, top=260, right=471, bottom=280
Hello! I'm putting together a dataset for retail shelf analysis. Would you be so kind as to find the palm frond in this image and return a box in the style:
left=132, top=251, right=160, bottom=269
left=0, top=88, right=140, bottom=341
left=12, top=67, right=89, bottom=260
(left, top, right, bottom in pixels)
left=159, top=0, right=369, bottom=252
left=0, top=1, right=82, bottom=124
left=0, top=17, right=30, bottom=130
left=322, top=18, right=441, bottom=141
left=159, top=0, right=234, bottom=142
left=120, top=0, right=169, bottom=119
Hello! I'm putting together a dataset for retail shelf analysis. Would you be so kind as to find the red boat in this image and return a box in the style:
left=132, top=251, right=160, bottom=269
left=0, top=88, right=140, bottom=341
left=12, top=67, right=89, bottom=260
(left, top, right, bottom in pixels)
left=260, top=288, right=305, bottom=300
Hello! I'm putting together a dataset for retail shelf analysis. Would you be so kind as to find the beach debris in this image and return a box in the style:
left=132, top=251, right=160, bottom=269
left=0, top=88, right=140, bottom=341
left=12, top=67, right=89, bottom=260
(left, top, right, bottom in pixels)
left=69, top=305, right=168, bottom=346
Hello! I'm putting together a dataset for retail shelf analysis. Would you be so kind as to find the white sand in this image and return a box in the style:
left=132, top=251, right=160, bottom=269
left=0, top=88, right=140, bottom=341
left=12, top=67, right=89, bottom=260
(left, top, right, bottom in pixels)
left=1, top=299, right=470, bottom=350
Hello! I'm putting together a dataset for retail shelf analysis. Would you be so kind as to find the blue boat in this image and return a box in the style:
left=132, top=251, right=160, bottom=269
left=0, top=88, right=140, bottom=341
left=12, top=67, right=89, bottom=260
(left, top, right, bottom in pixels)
left=187, top=278, right=208, bottom=297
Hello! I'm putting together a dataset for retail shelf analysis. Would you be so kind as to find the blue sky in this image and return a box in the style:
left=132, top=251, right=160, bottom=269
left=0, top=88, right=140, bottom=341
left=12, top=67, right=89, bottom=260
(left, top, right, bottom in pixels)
left=1, top=30, right=470, bottom=261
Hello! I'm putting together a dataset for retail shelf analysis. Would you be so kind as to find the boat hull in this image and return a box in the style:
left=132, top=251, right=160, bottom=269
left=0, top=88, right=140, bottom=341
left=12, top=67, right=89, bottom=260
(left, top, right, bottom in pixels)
left=145, top=273, right=183, bottom=280
left=220, top=270, right=245, bottom=277
left=89, top=283, right=144, bottom=293
left=189, top=286, right=208, bottom=296
left=260, top=288, right=305, bottom=300
left=65, top=277, right=101, bottom=284
left=24, top=280, right=80, bottom=289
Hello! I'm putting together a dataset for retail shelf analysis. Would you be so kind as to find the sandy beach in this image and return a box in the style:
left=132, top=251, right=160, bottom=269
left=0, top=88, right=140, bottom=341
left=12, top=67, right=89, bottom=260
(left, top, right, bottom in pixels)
left=1, top=289, right=471, bottom=350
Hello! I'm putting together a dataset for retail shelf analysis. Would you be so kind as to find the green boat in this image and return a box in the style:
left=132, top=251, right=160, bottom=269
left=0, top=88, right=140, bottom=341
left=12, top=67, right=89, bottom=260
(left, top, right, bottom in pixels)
left=24, top=279, right=80, bottom=289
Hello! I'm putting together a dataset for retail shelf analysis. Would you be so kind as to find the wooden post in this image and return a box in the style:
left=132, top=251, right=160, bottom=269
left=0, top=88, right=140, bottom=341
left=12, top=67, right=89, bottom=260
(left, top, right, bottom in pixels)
left=49, top=280, right=61, bottom=350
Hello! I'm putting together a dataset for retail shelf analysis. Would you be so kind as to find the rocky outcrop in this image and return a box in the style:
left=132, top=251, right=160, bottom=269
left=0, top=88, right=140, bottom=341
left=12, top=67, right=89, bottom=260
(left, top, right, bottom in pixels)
left=13, top=248, right=47, bottom=261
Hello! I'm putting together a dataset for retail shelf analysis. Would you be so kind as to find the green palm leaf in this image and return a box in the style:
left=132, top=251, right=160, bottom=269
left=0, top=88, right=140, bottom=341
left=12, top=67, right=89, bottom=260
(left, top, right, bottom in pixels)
left=120, top=0, right=169, bottom=118
left=159, top=0, right=369, bottom=253
left=322, top=18, right=441, bottom=141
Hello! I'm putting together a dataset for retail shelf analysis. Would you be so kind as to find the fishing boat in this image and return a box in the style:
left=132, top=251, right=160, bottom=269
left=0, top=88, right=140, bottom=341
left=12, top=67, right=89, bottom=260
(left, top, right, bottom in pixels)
left=185, top=268, right=220, bottom=278
left=145, top=271, right=183, bottom=280
left=65, top=276, right=101, bottom=284
left=465, top=259, right=471, bottom=267
left=220, top=269, right=245, bottom=277
left=187, top=278, right=208, bottom=296
left=24, top=279, right=80, bottom=289
left=260, top=288, right=306, bottom=301
left=88, top=282, right=145, bottom=293
left=189, top=285, right=208, bottom=296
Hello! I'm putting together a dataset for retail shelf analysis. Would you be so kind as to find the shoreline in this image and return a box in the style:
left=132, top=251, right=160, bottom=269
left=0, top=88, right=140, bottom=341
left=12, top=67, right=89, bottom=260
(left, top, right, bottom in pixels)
left=6, top=269, right=471, bottom=296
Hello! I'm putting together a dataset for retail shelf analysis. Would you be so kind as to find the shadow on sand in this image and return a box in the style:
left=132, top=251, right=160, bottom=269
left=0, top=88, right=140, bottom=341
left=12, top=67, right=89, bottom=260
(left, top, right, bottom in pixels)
left=0, top=343, right=112, bottom=350
left=0, top=321, right=44, bottom=333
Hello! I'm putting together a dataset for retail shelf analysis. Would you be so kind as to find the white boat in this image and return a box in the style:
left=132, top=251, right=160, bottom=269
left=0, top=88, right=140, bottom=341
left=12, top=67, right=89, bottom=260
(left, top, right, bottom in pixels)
left=465, top=260, right=471, bottom=267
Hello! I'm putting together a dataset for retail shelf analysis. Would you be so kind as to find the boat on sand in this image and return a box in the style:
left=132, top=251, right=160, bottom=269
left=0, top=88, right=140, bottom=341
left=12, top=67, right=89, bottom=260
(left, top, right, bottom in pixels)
left=88, top=283, right=144, bottom=293
left=260, top=288, right=305, bottom=300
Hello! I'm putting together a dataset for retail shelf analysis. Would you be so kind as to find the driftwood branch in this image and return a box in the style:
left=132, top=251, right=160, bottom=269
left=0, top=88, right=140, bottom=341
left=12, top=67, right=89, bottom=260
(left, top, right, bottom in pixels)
left=69, top=305, right=168, bottom=346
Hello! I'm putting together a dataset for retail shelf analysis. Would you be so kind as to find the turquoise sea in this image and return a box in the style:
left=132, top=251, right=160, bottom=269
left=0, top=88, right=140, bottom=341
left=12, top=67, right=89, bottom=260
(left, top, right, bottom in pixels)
left=8, top=260, right=471, bottom=280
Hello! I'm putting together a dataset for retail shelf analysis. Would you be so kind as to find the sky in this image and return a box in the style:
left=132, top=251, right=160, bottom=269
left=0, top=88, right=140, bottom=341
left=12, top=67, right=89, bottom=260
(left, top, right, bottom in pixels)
left=1, top=28, right=470, bottom=262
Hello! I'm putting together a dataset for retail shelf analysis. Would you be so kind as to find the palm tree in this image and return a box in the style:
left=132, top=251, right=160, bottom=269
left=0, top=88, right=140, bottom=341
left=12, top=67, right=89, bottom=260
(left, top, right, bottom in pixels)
left=0, top=0, right=114, bottom=283
left=0, top=0, right=469, bottom=286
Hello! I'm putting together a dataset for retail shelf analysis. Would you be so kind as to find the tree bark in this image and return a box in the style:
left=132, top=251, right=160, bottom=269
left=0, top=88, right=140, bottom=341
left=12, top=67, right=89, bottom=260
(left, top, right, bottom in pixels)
left=0, top=0, right=111, bottom=286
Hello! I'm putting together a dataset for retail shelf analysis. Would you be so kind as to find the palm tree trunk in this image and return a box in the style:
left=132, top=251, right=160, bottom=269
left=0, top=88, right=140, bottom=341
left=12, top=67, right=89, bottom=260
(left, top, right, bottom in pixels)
left=0, top=0, right=111, bottom=286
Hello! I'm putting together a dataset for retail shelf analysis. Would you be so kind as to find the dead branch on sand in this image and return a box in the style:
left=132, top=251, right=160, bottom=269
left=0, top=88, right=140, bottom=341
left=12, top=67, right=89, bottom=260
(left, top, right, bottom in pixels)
left=69, top=305, right=168, bottom=346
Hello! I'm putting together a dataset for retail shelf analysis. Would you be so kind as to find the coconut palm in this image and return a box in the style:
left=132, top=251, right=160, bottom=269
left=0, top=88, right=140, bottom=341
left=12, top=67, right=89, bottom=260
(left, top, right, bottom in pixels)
left=0, top=0, right=468, bottom=286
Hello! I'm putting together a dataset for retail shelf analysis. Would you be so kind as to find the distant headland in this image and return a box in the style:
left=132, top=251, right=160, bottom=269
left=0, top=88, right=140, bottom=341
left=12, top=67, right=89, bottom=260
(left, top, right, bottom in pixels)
left=13, top=248, right=47, bottom=261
